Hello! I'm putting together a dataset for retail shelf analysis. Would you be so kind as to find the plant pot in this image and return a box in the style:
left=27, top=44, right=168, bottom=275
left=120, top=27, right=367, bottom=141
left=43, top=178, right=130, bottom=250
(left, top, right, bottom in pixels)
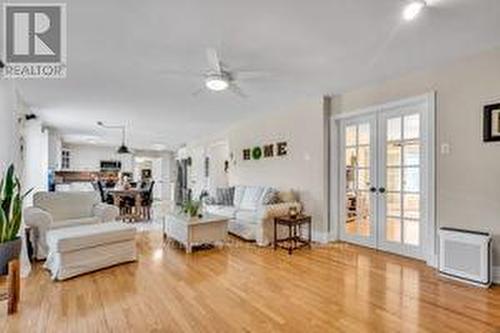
left=0, top=237, right=22, bottom=275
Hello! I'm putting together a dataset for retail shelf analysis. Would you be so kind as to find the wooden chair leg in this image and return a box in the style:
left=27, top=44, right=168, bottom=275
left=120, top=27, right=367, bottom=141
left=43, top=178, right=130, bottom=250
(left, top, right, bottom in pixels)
left=7, top=259, right=20, bottom=315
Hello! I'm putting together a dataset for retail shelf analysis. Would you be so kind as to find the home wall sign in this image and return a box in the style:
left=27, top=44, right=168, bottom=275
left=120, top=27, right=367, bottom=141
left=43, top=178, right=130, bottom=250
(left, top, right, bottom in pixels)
left=483, top=103, right=500, bottom=142
left=242, top=142, right=287, bottom=161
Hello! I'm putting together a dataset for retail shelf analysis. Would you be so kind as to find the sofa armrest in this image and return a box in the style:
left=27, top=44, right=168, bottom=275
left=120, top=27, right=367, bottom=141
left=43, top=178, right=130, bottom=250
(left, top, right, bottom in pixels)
left=93, top=203, right=119, bottom=222
left=24, top=207, right=53, bottom=229
left=258, top=202, right=302, bottom=220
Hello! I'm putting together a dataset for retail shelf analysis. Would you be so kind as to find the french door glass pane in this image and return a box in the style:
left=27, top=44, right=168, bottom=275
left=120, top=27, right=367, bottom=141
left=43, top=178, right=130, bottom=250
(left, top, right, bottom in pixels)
left=387, top=117, right=402, bottom=141
left=358, top=146, right=370, bottom=167
left=358, top=168, right=370, bottom=190
left=404, top=220, right=419, bottom=245
left=403, top=194, right=420, bottom=219
left=404, top=114, right=420, bottom=139
left=386, top=218, right=401, bottom=242
left=387, top=168, right=401, bottom=191
left=403, top=144, right=420, bottom=166
left=358, top=123, right=370, bottom=145
left=386, top=193, right=401, bottom=217
left=346, top=148, right=357, bottom=167
left=357, top=191, right=371, bottom=236
left=387, top=143, right=401, bottom=166
left=403, top=167, right=420, bottom=192
left=346, top=126, right=357, bottom=146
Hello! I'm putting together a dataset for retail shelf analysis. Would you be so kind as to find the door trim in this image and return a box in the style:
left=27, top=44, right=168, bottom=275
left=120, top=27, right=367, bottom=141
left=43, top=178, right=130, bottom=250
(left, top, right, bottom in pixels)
left=331, top=92, right=436, bottom=266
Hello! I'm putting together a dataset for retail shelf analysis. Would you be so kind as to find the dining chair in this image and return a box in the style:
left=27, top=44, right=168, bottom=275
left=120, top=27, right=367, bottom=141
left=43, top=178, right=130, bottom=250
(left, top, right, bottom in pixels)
left=141, top=181, right=155, bottom=220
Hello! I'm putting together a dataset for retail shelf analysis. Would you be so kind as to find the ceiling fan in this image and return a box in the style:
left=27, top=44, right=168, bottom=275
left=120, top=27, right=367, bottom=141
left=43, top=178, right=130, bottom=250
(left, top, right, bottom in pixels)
left=163, top=48, right=269, bottom=98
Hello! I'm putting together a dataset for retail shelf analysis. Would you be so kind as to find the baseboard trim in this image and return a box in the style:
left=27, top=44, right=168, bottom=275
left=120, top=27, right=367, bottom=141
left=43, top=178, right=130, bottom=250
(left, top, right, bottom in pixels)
left=492, top=266, right=500, bottom=284
left=312, top=231, right=329, bottom=244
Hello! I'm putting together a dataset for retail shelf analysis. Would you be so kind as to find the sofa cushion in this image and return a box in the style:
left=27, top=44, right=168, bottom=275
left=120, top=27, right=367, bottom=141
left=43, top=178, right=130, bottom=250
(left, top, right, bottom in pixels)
left=33, top=191, right=100, bottom=221
left=233, top=186, right=246, bottom=207
left=235, top=209, right=259, bottom=222
left=51, top=217, right=100, bottom=229
left=205, top=205, right=237, bottom=218
left=239, top=186, right=265, bottom=210
left=46, top=222, right=136, bottom=253
left=228, top=220, right=256, bottom=241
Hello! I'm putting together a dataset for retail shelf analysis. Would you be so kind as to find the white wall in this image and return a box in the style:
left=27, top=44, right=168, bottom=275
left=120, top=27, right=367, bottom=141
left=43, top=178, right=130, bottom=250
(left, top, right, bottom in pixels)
left=22, top=119, right=49, bottom=205
left=336, top=47, right=500, bottom=264
left=183, top=99, right=329, bottom=237
left=0, top=81, right=17, bottom=173
left=47, top=129, right=62, bottom=170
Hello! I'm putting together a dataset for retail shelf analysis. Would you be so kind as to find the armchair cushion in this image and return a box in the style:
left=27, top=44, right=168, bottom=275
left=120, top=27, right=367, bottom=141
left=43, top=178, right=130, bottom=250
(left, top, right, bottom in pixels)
left=92, top=203, right=119, bottom=222
left=50, top=217, right=100, bottom=229
left=33, top=191, right=100, bottom=221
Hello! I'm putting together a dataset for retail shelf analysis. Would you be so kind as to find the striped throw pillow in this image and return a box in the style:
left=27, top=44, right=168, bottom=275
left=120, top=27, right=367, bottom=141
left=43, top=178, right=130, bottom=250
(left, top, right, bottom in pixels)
left=216, top=187, right=235, bottom=206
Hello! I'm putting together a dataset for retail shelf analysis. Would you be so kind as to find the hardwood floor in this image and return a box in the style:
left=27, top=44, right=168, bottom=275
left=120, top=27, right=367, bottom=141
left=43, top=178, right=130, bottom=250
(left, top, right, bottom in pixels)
left=2, top=231, right=500, bottom=332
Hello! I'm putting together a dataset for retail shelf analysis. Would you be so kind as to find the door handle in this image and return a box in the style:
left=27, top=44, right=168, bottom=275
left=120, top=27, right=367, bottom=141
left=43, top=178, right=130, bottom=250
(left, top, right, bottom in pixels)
left=369, top=187, right=377, bottom=193
left=379, top=187, right=386, bottom=193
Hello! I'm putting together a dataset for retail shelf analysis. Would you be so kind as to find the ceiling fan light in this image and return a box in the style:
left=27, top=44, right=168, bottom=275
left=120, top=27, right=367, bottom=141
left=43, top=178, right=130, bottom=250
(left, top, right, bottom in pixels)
left=205, top=78, right=229, bottom=91
left=403, top=0, right=426, bottom=21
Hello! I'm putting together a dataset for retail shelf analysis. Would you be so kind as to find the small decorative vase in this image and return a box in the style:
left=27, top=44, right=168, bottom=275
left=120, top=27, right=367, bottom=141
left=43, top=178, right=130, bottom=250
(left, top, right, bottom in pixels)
left=0, top=237, right=22, bottom=275
left=289, top=206, right=298, bottom=219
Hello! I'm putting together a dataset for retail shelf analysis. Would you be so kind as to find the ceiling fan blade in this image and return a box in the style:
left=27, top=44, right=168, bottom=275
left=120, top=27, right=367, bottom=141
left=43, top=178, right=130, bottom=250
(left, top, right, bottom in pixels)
left=236, top=71, right=271, bottom=80
left=206, top=48, right=222, bottom=74
left=229, top=83, right=247, bottom=98
left=192, top=88, right=205, bottom=97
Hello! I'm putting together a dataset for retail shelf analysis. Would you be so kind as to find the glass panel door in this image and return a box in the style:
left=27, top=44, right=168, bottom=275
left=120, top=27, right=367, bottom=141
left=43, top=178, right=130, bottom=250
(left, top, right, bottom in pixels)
left=339, top=115, right=377, bottom=248
left=378, top=107, right=424, bottom=258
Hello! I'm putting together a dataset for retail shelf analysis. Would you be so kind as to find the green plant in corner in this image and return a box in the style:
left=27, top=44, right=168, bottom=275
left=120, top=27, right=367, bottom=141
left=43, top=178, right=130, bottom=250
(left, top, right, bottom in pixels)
left=0, top=164, right=31, bottom=243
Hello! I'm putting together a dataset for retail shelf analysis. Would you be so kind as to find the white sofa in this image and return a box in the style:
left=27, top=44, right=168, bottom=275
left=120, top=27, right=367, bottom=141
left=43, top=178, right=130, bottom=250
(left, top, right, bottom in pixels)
left=24, top=191, right=119, bottom=260
left=205, top=186, right=301, bottom=246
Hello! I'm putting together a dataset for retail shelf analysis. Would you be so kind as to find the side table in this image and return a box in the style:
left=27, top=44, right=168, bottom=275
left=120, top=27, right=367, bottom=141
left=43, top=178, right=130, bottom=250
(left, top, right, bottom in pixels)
left=274, top=215, right=312, bottom=254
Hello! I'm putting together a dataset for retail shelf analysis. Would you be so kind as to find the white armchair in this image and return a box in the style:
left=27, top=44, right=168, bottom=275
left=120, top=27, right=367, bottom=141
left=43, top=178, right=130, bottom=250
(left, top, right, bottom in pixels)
left=24, top=191, right=119, bottom=259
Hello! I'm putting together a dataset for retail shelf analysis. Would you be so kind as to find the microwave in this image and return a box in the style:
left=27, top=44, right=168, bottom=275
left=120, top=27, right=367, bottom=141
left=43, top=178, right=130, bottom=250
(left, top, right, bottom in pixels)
left=100, top=160, right=122, bottom=171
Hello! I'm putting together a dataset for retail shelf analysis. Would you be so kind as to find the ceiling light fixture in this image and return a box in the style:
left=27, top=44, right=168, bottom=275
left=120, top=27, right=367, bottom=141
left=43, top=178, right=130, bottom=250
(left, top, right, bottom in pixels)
left=97, top=121, right=132, bottom=154
left=205, top=75, right=229, bottom=91
left=403, top=0, right=426, bottom=21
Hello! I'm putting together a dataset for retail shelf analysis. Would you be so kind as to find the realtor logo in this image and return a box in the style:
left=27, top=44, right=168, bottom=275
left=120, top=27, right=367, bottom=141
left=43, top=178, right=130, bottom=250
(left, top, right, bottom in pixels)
left=2, top=4, right=66, bottom=78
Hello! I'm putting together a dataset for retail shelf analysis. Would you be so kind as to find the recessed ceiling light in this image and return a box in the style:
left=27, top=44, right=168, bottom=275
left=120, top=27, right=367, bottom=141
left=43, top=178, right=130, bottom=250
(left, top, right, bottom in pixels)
left=205, top=76, right=229, bottom=91
left=403, top=0, right=426, bottom=21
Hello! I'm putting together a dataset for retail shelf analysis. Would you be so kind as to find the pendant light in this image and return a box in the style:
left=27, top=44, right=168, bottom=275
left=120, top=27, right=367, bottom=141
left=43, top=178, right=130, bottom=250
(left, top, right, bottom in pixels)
left=97, top=121, right=132, bottom=154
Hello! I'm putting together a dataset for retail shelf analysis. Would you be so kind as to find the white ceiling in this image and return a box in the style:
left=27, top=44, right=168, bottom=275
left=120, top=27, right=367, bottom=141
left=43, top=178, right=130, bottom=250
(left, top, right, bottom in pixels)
left=9, top=0, right=500, bottom=150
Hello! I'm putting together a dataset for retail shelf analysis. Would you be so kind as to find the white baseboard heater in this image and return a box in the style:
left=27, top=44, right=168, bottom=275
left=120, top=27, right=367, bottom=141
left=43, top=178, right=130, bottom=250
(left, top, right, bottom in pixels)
left=439, top=227, right=492, bottom=287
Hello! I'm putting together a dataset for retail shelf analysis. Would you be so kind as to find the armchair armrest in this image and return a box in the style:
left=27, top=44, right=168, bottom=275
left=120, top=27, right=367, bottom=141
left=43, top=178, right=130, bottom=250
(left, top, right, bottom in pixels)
left=258, top=202, right=302, bottom=220
left=23, top=207, right=54, bottom=260
left=92, top=203, right=119, bottom=222
left=24, top=207, right=53, bottom=229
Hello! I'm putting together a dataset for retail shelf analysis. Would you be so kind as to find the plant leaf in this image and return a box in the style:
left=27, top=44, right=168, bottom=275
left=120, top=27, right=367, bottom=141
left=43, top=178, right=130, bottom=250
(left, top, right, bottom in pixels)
left=0, top=206, right=6, bottom=243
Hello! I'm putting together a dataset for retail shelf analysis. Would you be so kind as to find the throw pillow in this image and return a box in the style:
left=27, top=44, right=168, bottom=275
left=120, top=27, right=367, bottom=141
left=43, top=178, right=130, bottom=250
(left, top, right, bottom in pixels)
left=216, top=187, right=235, bottom=206
left=204, top=196, right=217, bottom=205
left=261, top=188, right=280, bottom=205
left=278, top=190, right=298, bottom=203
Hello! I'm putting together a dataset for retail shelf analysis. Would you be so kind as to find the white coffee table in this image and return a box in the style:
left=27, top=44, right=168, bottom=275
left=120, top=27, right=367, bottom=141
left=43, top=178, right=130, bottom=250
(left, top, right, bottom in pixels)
left=164, top=213, right=229, bottom=253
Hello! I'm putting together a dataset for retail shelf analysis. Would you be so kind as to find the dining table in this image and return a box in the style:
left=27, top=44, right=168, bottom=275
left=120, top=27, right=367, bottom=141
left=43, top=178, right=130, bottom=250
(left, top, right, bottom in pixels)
left=107, top=187, right=148, bottom=222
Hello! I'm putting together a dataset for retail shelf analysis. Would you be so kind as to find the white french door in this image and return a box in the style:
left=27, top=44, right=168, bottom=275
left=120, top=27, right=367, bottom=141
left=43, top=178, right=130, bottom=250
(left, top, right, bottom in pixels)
left=338, top=95, right=433, bottom=260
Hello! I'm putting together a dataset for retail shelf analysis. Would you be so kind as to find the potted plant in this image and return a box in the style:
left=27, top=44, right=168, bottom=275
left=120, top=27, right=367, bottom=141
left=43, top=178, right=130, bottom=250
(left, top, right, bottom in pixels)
left=0, top=164, right=31, bottom=275
left=181, top=199, right=201, bottom=219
